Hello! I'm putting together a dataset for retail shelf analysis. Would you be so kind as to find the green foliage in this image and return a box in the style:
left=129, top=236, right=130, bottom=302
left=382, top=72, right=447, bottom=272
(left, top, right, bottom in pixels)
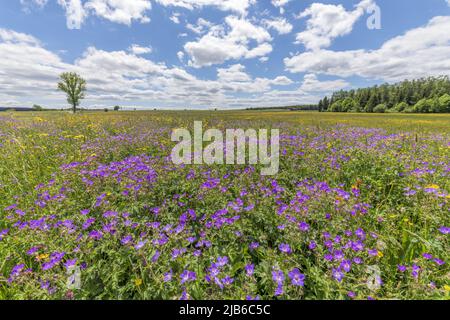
left=393, top=102, right=409, bottom=113
left=373, top=104, right=387, bottom=113
left=57, top=72, right=87, bottom=113
left=321, top=76, right=450, bottom=113
left=32, top=104, right=44, bottom=111
left=0, top=111, right=449, bottom=300
left=438, top=94, right=450, bottom=113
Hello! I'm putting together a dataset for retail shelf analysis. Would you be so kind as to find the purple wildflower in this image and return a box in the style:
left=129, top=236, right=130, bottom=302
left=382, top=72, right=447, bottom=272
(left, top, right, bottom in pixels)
left=164, top=270, right=173, bottom=282
left=245, top=263, right=255, bottom=277
left=272, top=270, right=285, bottom=284
left=397, top=265, right=407, bottom=272
left=340, top=259, right=352, bottom=273
left=288, top=268, right=305, bottom=287
left=332, top=268, right=344, bottom=282
left=422, top=253, right=433, bottom=260
left=249, top=242, right=260, bottom=250
left=64, top=259, right=77, bottom=270
left=279, top=243, right=292, bottom=254
left=180, top=270, right=196, bottom=284
left=438, top=226, right=450, bottom=234
left=121, top=235, right=133, bottom=245
left=216, top=256, right=229, bottom=267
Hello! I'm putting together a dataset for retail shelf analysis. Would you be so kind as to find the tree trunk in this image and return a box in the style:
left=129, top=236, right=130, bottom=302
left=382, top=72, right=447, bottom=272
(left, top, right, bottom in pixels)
left=72, top=103, right=76, bottom=113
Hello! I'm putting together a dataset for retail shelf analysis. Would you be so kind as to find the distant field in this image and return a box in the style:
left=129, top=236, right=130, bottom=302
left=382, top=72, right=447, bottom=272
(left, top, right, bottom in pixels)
left=0, top=111, right=448, bottom=300
left=9, top=110, right=450, bottom=131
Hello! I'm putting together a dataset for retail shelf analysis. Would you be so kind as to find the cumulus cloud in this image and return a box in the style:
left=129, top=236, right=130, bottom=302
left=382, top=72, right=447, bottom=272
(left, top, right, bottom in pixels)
left=184, top=16, right=272, bottom=67
left=84, top=0, right=151, bottom=25
left=155, top=0, right=255, bottom=16
left=299, top=74, right=349, bottom=92
left=0, top=28, right=299, bottom=108
left=263, top=17, right=293, bottom=35
left=20, top=0, right=48, bottom=12
left=295, top=0, right=374, bottom=50
left=285, top=16, right=450, bottom=82
left=0, top=28, right=70, bottom=99
left=170, top=13, right=180, bottom=24
left=53, top=0, right=152, bottom=29
left=186, top=18, right=213, bottom=34
left=177, top=51, right=185, bottom=62
left=57, top=0, right=87, bottom=29
left=271, top=0, right=290, bottom=14
left=272, top=76, right=294, bottom=86
left=128, top=44, right=152, bottom=55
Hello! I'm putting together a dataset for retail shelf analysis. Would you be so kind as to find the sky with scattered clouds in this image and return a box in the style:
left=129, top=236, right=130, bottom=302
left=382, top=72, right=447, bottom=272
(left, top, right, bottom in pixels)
left=1, top=0, right=450, bottom=109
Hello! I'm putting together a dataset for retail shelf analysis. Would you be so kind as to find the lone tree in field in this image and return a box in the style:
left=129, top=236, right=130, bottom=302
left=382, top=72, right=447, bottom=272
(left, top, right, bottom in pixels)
left=57, top=72, right=86, bottom=113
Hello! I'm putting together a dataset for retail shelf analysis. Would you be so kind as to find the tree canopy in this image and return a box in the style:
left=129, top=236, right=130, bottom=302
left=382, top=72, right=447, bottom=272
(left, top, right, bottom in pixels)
left=57, top=72, right=87, bottom=113
left=319, top=76, right=450, bottom=113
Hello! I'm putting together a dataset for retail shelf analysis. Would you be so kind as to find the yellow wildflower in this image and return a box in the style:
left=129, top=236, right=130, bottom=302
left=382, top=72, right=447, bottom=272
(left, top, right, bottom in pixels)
left=36, top=253, right=49, bottom=261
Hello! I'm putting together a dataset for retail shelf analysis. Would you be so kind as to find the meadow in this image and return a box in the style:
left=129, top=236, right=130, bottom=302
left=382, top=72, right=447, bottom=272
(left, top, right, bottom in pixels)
left=0, top=110, right=449, bottom=300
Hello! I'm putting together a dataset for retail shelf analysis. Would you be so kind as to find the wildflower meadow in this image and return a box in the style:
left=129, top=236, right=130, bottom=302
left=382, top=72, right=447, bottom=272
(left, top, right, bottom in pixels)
left=0, top=111, right=448, bottom=300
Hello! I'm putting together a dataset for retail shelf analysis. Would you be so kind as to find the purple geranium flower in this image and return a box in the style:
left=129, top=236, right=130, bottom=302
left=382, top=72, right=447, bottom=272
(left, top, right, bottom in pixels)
left=164, top=270, right=173, bottom=282
left=245, top=263, right=255, bottom=277
left=279, top=243, right=292, bottom=254
left=332, top=268, right=344, bottom=282
left=340, top=259, right=352, bottom=273
left=422, top=253, right=433, bottom=260
left=438, top=226, right=450, bottom=234
left=249, top=242, right=260, bottom=250
left=411, top=265, right=420, bottom=279
left=27, top=247, right=39, bottom=255
left=216, top=256, right=229, bottom=267
left=398, top=265, right=407, bottom=272
left=121, top=235, right=133, bottom=245
left=272, top=270, right=285, bottom=284
left=288, top=268, right=305, bottom=287
left=64, top=259, right=77, bottom=270
left=180, top=270, right=196, bottom=284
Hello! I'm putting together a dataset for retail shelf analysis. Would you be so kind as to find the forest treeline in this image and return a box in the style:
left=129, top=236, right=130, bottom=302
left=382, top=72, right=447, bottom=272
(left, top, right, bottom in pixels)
left=318, top=76, right=450, bottom=113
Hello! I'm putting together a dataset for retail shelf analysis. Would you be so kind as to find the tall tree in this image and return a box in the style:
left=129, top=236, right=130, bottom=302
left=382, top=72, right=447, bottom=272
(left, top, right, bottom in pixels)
left=57, top=72, right=86, bottom=113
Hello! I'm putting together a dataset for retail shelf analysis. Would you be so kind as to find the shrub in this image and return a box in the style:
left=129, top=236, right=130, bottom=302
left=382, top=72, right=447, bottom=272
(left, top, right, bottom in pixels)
left=373, top=104, right=387, bottom=113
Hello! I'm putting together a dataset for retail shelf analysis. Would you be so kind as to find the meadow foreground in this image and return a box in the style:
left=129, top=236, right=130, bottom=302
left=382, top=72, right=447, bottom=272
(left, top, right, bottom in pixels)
left=0, top=111, right=449, bottom=300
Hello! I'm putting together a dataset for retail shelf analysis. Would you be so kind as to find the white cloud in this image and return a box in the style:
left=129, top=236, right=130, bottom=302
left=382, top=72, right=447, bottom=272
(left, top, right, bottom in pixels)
left=20, top=0, right=48, bottom=12
left=271, top=0, right=290, bottom=14
left=155, top=0, right=256, bottom=16
left=295, top=0, right=374, bottom=50
left=0, top=29, right=41, bottom=46
left=263, top=17, right=293, bottom=35
left=285, top=16, right=450, bottom=82
left=170, top=13, right=180, bottom=24
left=299, top=74, right=349, bottom=92
left=186, top=18, right=213, bottom=34
left=177, top=51, right=184, bottom=62
left=0, top=27, right=300, bottom=109
left=0, top=28, right=70, bottom=99
left=55, top=0, right=152, bottom=29
left=217, top=64, right=251, bottom=82
left=84, top=0, right=151, bottom=25
left=57, top=0, right=86, bottom=29
left=272, top=76, right=293, bottom=86
left=128, top=44, right=152, bottom=55
left=184, top=16, right=272, bottom=67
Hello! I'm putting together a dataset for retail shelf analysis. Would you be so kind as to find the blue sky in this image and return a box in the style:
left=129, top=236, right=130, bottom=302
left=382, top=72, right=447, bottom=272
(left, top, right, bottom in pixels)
left=1, top=0, right=450, bottom=109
